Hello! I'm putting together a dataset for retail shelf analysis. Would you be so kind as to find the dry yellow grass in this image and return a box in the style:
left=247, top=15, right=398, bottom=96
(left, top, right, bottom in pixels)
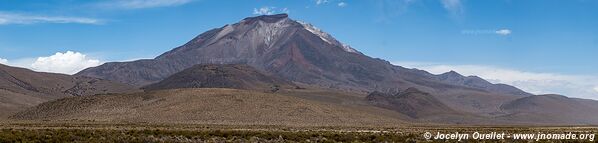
left=12, top=88, right=407, bottom=127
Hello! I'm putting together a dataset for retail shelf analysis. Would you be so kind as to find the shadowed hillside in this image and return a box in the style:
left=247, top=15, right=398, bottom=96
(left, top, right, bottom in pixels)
left=366, top=88, right=460, bottom=118
left=143, top=64, right=296, bottom=92
left=499, top=94, right=598, bottom=124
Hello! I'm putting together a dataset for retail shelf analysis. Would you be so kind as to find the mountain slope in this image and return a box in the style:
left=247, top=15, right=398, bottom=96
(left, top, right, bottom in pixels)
left=365, top=88, right=511, bottom=124
left=0, top=89, right=46, bottom=119
left=143, top=64, right=296, bottom=91
left=366, top=88, right=460, bottom=119
left=499, top=94, right=598, bottom=124
left=0, top=64, right=139, bottom=118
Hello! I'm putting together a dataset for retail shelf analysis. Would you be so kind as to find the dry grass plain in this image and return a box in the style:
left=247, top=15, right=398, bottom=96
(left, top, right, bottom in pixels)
left=0, top=121, right=596, bottom=142
left=10, top=88, right=408, bottom=127
left=4, top=88, right=598, bottom=142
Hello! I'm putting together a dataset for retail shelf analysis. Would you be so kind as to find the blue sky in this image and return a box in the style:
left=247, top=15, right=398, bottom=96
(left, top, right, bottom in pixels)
left=1, top=0, right=597, bottom=99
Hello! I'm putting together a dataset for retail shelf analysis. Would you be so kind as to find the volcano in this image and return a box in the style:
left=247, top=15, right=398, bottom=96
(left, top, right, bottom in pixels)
left=77, top=14, right=527, bottom=94
left=76, top=14, right=538, bottom=118
left=5, top=14, right=594, bottom=125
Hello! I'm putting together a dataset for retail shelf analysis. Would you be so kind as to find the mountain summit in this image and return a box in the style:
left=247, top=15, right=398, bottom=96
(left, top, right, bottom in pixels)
left=77, top=14, right=380, bottom=90
left=77, top=14, right=529, bottom=106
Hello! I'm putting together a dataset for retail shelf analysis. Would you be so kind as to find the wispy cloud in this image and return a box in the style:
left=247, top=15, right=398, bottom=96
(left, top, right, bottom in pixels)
left=316, top=0, right=329, bottom=5
left=440, top=0, right=463, bottom=15
left=495, top=29, right=512, bottom=36
left=97, top=0, right=194, bottom=9
left=0, top=12, right=101, bottom=25
left=253, top=7, right=290, bottom=15
left=375, top=0, right=417, bottom=23
left=461, top=28, right=513, bottom=36
left=377, top=0, right=465, bottom=23
left=338, top=2, right=348, bottom=7
left=253, top=7, right=274, bottom=15
left=281, top=8, right=290, bottom=14
left=394, top=61, right=598, bottom=100
left=314, top=0, right=347, bottom=7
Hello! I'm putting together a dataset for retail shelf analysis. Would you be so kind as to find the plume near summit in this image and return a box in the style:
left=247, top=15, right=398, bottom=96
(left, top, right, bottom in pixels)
left=1, top=1, right=597, bottom=142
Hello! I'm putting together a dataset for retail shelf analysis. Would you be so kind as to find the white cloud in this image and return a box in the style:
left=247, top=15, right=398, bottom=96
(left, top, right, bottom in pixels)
left=254, top=7, right=274, bottom=15
left=99, top=0, right=194, bottom=9
left=0, top=12, right=101, bottom=25
left=496, top=29, right=512, bottom=36
left=338, top=2, right=348, bottom=7
left=440, top=0, right=463, bottom=14
left=594, top=86, right=598, bottom=93
left=30, top=51, right=102, bottom=75
left=253, top=7, right=290, bottom=15
left=394, top=61, right=598, bottom=100
left=316, top=0, right=329, bottom=5
left=0, top=58, right=7, bottom=64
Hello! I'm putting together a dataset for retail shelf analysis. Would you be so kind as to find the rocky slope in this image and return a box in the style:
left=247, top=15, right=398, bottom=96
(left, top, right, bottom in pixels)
left=143, top=64, right=296, bottom=92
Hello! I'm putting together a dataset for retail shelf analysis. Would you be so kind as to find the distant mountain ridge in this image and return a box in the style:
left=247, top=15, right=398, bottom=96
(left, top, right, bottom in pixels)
left=0, top=64, right=138, bottom=118
left=436, top=71, right=531, bottom=96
